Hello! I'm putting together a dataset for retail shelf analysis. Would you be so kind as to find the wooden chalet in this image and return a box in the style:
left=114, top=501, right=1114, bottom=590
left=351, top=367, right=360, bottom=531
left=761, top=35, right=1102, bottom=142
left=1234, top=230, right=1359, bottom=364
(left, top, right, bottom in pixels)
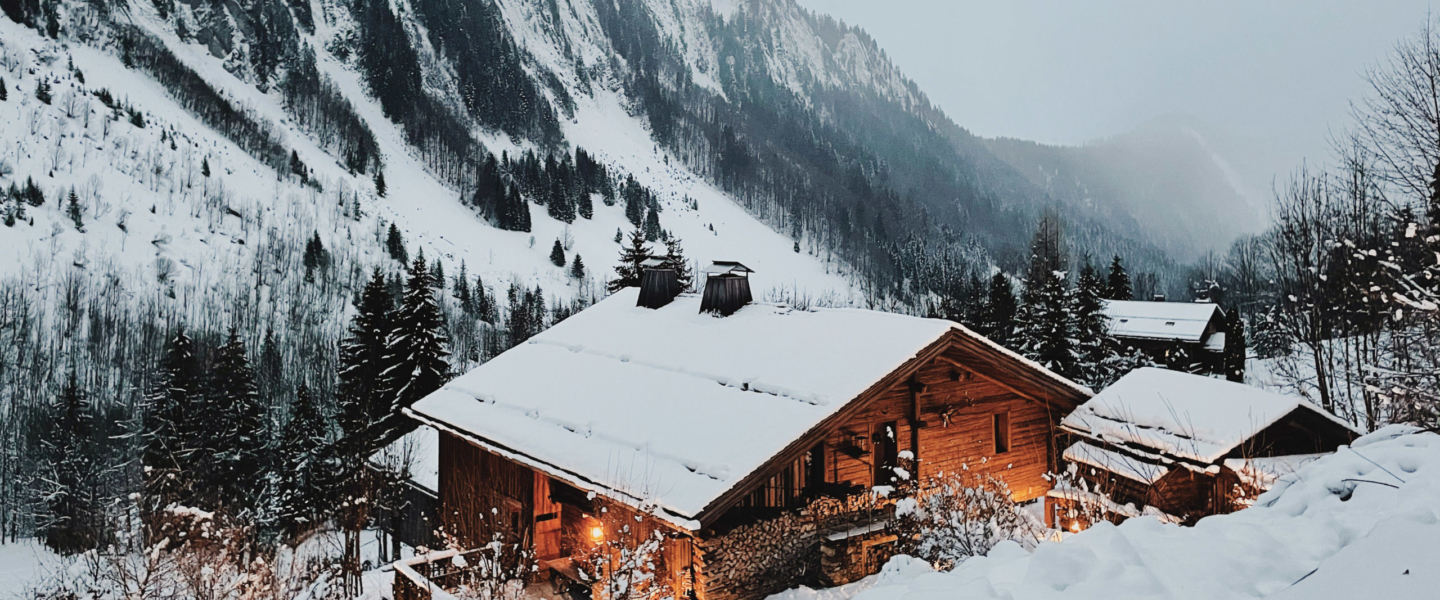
left=400, top=270, right=1091, bottom=600
left=1104, top=300, right=1227, bottom=374
left=1051, top=368, right=1358, bottom=530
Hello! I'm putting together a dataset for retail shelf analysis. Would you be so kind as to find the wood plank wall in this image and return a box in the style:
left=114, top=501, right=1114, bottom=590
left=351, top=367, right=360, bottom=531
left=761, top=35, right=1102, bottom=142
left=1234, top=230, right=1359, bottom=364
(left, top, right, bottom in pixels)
left=821, top=349, right=1059, bottom=502
left=438, top=431, right=536, bottom=548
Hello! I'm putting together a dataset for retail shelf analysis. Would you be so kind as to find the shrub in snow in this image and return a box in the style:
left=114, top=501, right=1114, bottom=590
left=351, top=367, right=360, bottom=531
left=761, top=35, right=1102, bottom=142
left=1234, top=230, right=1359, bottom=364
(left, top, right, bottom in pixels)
left=890, top=471, right=1041, bottom=571
left=574, top=504, right=674, bottom=600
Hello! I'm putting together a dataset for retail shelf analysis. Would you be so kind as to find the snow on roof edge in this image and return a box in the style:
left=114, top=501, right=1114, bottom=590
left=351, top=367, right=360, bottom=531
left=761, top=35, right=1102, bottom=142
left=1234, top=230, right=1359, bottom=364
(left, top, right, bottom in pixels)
left=945, top=322, right=1094, bottom=398
left=403, top=407, right=705, bottom=532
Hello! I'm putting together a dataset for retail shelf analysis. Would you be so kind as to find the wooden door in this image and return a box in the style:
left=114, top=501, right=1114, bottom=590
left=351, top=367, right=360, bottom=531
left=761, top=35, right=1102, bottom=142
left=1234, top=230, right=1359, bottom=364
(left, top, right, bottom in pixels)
left=533, top=473, right=563, bottom=560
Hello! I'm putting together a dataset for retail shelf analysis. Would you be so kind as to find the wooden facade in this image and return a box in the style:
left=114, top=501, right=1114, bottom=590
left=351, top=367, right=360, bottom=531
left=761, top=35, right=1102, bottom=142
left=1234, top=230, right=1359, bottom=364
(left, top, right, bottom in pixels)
left=427, top=329, right=1088, bottom=600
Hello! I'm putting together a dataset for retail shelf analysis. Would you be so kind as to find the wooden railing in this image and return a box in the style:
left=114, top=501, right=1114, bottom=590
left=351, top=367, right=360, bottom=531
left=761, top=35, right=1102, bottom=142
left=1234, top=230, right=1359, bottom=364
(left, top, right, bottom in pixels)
left=392, top=550, right=462, bottom=600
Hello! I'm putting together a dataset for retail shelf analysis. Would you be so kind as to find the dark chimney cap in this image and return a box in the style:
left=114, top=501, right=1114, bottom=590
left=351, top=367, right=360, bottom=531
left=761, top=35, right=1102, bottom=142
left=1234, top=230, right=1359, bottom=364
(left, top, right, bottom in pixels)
left=699, top=261, right=754, bottom=316
left=702, top=261, right=754, bottom=276
left=637, top=262, right=682, bottom=309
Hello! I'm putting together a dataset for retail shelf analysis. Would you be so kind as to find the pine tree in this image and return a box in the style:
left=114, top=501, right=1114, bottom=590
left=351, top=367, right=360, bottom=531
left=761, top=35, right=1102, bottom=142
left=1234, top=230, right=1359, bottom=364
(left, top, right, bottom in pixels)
left=475, top=276, right=497, bottom=324
left=23, top=177, right=43, bottom=207
left=379, top=255, right=450, bottom=442
left=201, top=156, right=211, bottom=177
left=550, top=239, right=566, bottom=267
left=1073, top=261, right=1116, bottom=388
left=1105, top=255, right=1133, bottom=301
left=577, top=185, right=593, bottom=220
left=570, top=254, right=586, bottom=280
left=290, top=150, right=308, bottom=183
left=429, top=258, right=445, bottom=289
left=978, top=273, right=1018, bottom=347
left=0, top=76, right=8, bottom=101
left=303, top=231, right=329, bottom=280
left=207, top=328, right=267, bottom=510
left=454, top=261, right=473, bottom=314
left=1016, top=212, right=1077, bottom=379
left=278, top=383, right=330, bottom=536
left=65, top=188, right=82, bottom=231
left=144, top=328, right=201, bottom=509
left=385, top=223, right=407, bottom=263
left=35, top=371, right=102, bottom=556
left=609, top=229, right=651, bottom=293
left=661, top=236, right=693, bottom=290
left=35, top=79, right=51, bottom=104
left=1223, top=308, right=1247, bottom=382
left=375, top=169, right=387, bottom=197
left=511, top=184, right=532, bottom=232
left=643, top=207, right=662, bottom=241
left=338, top=270, right=396, bottom=457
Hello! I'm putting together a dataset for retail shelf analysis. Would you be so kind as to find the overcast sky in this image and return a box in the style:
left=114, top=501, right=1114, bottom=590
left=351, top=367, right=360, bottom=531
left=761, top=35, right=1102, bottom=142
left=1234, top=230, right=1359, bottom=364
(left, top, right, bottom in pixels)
left=795, top=0, right=1433, bottom=190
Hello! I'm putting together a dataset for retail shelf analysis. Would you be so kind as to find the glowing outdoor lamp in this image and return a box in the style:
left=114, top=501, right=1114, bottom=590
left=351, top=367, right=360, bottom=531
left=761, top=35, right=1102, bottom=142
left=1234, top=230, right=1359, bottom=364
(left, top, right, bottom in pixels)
left=589, top=525, right=605, bottom=542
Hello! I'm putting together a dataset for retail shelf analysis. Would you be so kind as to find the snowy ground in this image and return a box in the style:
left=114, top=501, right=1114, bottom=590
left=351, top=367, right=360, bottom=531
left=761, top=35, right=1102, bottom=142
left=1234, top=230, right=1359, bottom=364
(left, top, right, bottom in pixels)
left=773, top=425, right=1439, bottom=600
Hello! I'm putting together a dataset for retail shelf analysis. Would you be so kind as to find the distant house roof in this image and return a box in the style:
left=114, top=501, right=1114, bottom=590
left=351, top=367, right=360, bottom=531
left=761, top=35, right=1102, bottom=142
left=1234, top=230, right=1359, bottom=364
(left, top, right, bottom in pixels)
left=369, top=424, right=440, bottom=494
left=1060, top=368, right=1357, bottom=464
left=407, top=287, right=1087, bottom=529
left=1103, top=300, right=1223, bottom=343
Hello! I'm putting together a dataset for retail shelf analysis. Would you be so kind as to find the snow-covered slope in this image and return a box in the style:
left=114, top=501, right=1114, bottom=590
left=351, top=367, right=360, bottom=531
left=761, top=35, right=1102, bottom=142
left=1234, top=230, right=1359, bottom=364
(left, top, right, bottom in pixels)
left=0, top=6, right=856, bottom=316
left=773, top=425, right=1440, bottom=600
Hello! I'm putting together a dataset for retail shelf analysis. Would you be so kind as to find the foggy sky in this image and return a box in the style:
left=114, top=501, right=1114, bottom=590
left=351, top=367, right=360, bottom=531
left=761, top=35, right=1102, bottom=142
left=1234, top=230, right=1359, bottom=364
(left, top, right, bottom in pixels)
left=795, top=0, right=1432, bottom=214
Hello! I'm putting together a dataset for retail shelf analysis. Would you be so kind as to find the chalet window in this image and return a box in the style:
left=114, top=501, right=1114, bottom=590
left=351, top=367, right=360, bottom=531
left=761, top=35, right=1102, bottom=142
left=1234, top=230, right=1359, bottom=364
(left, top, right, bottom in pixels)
left=993, top=412, right=1011, bottom=454
left=873, top=421, right=898, bottom=486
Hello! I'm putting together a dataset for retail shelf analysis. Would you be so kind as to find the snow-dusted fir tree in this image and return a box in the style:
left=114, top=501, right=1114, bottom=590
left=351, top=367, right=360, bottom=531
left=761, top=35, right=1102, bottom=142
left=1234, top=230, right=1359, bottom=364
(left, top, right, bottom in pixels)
left=1015, top=211, right=1077, bottom=379
left=1223, top=308, right=1247, bottom=382
left=379, top=254, right=451, bottom=441
left=661, top=236, right=693, bottom=290
left=144, top=327, right=201, bottom=509
left=550, top=239, right=567, bottom=267
left=207, top=328, right=268, bottom=510
left=570, top=254, right=586, bottom=280
left=977, top=272, right=1017, bottom=347
left=1072, top=260, right=1114, bottom=388
left=338, top=269, right=396, bottom=452
left=643, top=207, right=662, bottom=241
left=385, top=223, right=407, bottom=263
left=608, top=228, right=651, bottom=293
left=1105, top=255, right=1133, bottom=300
left=277, top=383, right=330, bottom=537
left=36, top=371, right=103, bottom=555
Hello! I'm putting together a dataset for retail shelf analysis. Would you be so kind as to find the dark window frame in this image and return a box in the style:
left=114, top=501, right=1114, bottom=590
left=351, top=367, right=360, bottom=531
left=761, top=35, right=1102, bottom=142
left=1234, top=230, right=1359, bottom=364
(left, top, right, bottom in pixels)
left=993, top=412, right=1011, bottom=454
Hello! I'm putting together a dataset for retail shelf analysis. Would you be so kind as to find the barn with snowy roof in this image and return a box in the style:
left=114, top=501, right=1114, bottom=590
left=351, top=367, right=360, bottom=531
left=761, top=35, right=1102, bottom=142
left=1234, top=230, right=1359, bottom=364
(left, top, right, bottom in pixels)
left=1051, top=368, right=1358, bottom=530
left=399, top=263, right=1091, bottom=600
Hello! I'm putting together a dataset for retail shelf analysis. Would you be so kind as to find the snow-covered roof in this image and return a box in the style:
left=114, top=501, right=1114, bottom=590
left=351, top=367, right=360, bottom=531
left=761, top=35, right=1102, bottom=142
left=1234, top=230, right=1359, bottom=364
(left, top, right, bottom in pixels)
left=408, top=288, right=1085, bottom=528
left=1063, top=441, right=1169, bottom=485
left=369, top=424, right=440, bottom=493
left=1103, top=300, right=1222, bottom=343
left=1061, top=368, right=1357, bottom=464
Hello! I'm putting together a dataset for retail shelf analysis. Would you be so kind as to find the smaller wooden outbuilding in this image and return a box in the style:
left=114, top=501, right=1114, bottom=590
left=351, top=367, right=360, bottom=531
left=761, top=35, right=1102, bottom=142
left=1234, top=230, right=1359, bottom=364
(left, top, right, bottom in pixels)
left=1050, top=368, right=1358, bottom=529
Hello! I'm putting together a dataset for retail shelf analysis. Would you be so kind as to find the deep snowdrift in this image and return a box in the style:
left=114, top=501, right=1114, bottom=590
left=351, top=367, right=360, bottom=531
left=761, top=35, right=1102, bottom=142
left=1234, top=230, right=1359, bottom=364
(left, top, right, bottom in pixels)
left=774, top=425, right=1439, bottom=600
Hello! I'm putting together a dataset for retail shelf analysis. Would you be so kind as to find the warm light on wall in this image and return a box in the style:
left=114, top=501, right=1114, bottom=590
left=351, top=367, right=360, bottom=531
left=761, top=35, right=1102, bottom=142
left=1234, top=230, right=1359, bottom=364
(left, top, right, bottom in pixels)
left=590, top=525, right=605, bottom=542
